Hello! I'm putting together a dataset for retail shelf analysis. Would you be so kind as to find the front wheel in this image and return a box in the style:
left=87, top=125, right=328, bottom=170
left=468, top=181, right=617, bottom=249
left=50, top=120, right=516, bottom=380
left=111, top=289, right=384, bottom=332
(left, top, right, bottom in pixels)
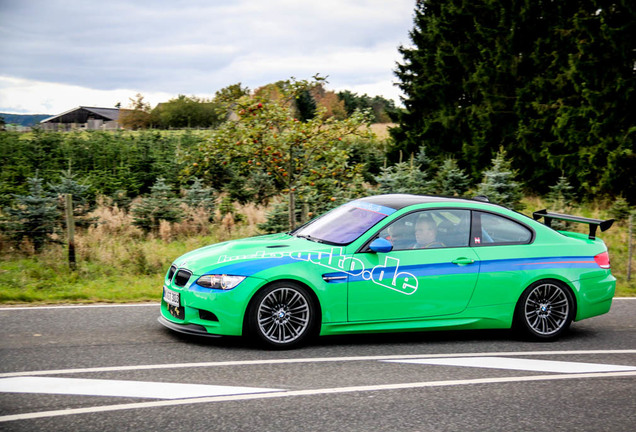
left=248, top=282, right=318, bottom=349
left=515, top=280, right=574, bottom=341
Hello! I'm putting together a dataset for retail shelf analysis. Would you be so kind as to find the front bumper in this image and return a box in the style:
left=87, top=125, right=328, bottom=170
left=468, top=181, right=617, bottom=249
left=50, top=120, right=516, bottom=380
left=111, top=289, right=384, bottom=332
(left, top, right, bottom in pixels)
left=157, top=315, right=221, bottom=338
left=159, top=274, right=266, bottom=337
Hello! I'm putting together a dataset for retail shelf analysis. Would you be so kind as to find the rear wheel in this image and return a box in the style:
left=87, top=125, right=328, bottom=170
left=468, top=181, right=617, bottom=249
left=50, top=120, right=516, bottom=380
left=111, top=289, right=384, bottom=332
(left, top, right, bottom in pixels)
left=248, top=282, right=317, bottom=349
left=515, top=280, right=574, bottom=341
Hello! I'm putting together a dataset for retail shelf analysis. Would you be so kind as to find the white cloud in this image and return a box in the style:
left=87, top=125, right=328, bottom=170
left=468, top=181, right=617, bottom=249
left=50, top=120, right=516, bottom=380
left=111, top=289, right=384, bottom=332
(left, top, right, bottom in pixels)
left=0, top=76, right=175, bottom=114
left=0, top=0, right=415, bottom=113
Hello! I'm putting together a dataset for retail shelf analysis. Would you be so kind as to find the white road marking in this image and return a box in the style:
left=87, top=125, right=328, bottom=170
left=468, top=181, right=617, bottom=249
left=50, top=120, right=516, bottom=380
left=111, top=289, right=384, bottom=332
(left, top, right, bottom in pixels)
left=1, top=371, right=635, bottom=423
left=0, top=377, right=282, bottom=399
left=384, top=356, right=636, bottom=373
left=0, top=303, right=159, bottom=311
left=1, top=349, right=635, bottom=378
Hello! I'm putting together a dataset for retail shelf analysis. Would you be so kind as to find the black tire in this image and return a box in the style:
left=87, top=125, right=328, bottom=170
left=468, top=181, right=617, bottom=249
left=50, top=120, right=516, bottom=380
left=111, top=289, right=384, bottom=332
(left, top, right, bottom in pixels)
left=514, top=280, right=575, bottom=341
left=248, top=281, right=318, bottom=349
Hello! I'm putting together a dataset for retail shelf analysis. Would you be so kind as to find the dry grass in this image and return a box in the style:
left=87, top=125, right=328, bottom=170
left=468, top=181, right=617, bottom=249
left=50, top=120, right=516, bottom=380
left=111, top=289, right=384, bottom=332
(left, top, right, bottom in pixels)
left=1, top=195, right=633, bottom=304
left=369, top=123, right=395, bottom=140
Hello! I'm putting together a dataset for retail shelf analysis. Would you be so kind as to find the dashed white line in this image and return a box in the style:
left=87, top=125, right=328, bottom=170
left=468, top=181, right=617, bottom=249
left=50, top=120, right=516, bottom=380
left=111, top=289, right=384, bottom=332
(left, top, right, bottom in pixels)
left=2, top=349, right=635, bottom=378
left=1, top=371, right=635, bottom=423
left=384, top=356, right=636, bottom=373
left=0, top=377, right=282, bottom=399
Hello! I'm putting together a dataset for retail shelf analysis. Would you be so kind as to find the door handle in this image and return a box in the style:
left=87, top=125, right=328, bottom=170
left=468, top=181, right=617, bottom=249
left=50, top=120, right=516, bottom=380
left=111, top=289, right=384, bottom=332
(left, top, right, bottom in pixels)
left=452, top=257, right=475, bottom=266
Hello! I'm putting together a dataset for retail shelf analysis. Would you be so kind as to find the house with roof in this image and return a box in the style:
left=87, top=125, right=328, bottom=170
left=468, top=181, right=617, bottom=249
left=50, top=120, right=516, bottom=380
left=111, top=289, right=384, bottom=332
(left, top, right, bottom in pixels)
left=40, top=106, right=123, bottom=131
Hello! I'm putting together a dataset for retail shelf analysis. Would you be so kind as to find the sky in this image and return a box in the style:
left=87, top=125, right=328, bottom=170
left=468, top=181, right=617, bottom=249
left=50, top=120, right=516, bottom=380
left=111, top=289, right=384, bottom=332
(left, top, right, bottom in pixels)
left=0, top=0, right=416, bottom=114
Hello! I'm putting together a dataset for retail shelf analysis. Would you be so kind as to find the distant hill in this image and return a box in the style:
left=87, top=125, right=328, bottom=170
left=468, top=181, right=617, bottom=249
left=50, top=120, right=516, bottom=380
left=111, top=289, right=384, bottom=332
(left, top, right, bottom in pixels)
left=0, top=113, right=51, bottom=127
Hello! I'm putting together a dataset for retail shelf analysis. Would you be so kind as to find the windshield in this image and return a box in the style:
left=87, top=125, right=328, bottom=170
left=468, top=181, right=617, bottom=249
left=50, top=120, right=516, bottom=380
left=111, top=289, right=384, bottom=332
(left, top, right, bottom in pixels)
left=294, top=201, right=396, bottom=245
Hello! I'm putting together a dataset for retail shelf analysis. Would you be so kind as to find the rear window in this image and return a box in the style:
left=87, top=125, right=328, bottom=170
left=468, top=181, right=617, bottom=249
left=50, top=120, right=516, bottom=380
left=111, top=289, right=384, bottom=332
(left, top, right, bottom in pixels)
left=476, top=212, right=532, bottom=245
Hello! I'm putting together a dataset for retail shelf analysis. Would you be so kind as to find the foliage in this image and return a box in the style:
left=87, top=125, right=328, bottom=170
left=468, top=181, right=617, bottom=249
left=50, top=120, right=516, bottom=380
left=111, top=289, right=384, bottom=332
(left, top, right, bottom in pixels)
left=392, top=0, right=636, bottom=201
left=429, top=158, right=470, bottom=197
left=295, top=89, right=317, bottom=122
left=150, top=95, right=223, bottom=129
left=183, top=76, right=374, bottom=230
left=338, top=90, right=399, bottom=123
left=311, top=87, right=347, bottom=120
left=544, top=175, right=577, bottom=229
left=1, top=176, right=61, bottom=252
left=476, top=148, right=524, bottom=211
left=225, top=170, right=277, bottom=205
left=0, top=129, right=204, bottom=208
left=609, top=197, right=633, bottom=223
left=258, top=200, right=298, bottom=233
left=547, top=176, right=576, bottom=212
left=49, top=169, right=92, bottom=206
left=414, top=145, right=432, bottom=173
left=49, top=168, right=95, bottom=229
left=375, top=157, right=429, bottom=195
left=131, top=178, right=183, bottom=233
left=182, top=178, right=216, bottom=213
left=346, top=137, right=386, bottom=184
left=214, top=83, right=251, bottom=108
left=119, top=93, right=152, bottom=130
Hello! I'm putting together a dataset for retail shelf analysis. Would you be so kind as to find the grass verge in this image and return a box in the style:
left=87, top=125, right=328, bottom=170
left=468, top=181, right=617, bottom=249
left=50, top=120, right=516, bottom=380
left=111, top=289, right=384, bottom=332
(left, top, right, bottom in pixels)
left=0, top=199, right=634, bottom=305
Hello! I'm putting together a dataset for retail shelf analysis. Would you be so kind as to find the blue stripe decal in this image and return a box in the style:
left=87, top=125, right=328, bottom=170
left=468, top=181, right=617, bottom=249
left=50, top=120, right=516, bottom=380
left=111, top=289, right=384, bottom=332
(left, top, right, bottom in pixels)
left=480, top=256, right=597, bottom=273
left=194, top=254, right=597, bottom=282
left=207, top=256, right=298, bottom=276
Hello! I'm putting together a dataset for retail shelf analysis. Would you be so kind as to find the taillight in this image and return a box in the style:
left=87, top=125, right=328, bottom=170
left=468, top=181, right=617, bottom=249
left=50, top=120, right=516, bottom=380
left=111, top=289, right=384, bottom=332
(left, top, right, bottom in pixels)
left=594, top=252, right=611, bottom=269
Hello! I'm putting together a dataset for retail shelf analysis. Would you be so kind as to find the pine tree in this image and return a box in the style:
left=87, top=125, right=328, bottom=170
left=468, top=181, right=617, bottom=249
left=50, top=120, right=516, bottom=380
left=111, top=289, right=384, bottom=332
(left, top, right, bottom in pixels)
left=609, top=196, right=632, bottom=223
left=183, top=178, right=215, bottom=212
left=258, top=200, right=300, bottom=234
left=393, top=0, right=636, bottom=200
left=429, top=158, right=470, bottom=197
left=476, top=148, right=524, bottom=210
left=49, top=169, right=94, bottom=227
left=415, top=145, right=432, bottom=173
left=295, top=89, right=317, bottom=122
left=375, top=157, right=429, bottom=195
left=2, top=176, right=60, bottom=252
left=182, top=178, right=216, bottom=223
left=547, top=176, right=576, bottom=213
left=131, top=178, right=182, bottom=233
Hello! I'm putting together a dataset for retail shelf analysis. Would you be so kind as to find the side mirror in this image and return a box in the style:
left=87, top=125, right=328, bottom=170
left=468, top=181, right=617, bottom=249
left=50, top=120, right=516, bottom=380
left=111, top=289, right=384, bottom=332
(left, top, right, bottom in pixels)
left=369, top=237, right=393, bottom=253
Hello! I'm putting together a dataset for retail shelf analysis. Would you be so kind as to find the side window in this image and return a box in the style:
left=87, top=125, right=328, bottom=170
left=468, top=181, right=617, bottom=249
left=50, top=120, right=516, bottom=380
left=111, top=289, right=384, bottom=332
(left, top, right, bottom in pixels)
left=474, top=212, right=532, bottom=245
left=379, top=209, right=471, bottom=250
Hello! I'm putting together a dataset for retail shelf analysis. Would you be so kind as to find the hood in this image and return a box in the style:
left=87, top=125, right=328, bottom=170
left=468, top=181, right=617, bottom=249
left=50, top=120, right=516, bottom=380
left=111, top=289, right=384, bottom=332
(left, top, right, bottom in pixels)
left=172, top=233, right=338, bottom=276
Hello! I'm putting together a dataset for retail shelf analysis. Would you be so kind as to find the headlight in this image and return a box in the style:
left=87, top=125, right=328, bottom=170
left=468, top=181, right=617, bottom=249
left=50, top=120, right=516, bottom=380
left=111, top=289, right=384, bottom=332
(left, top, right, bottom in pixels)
left=196, top=274, right=246, bottom=290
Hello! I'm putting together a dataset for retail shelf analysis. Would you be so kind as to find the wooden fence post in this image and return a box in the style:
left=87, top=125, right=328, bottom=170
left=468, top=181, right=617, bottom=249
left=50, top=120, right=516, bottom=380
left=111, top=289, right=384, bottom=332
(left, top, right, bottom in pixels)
left=65, top=193, right=76, bottom=271
left=628, top=212, right=633, bottom=282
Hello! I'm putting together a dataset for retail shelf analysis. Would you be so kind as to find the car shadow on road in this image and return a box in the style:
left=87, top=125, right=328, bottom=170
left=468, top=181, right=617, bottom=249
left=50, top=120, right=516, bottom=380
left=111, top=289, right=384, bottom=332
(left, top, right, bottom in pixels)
left=156, top=324, right=602, bottom=352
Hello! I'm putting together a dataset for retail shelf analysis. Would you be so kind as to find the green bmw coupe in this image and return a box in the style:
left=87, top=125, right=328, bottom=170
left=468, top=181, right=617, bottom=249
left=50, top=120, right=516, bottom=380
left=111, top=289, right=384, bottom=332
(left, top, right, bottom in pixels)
left=159, top=194, right=615, bottom=348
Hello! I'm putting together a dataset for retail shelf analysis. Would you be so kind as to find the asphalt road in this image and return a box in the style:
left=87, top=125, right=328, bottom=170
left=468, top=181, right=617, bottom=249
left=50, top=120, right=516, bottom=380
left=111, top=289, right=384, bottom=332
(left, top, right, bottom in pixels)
left=0, top=299, right=634, bottom=431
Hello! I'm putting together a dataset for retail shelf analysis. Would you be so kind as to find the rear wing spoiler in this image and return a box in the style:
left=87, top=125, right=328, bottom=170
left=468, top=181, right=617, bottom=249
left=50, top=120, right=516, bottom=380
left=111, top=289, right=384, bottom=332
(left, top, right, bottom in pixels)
left=532, top=209, right=614, bottom=240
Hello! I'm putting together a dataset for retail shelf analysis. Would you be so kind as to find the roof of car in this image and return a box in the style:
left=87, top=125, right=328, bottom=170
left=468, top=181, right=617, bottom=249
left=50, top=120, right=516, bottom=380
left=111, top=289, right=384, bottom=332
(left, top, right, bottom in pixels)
left=357, top=194, right=492, bottom=210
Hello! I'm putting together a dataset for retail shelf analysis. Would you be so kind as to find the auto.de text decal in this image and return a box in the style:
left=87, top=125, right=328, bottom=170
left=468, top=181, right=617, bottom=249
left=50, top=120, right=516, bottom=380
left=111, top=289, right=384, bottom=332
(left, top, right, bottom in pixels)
left=216, top=247, right=418, bottom=295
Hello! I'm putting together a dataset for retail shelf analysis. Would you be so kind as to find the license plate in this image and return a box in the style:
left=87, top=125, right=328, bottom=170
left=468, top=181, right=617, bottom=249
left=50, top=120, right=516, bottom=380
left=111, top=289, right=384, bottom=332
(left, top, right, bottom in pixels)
left=163, top=286, right=180, bottom=307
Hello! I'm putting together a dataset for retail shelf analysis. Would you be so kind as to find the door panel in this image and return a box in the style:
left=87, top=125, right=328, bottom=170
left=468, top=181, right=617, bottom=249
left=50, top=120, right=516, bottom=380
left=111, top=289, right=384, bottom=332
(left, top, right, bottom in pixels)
left=347, top=247, right=480, bottom=321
